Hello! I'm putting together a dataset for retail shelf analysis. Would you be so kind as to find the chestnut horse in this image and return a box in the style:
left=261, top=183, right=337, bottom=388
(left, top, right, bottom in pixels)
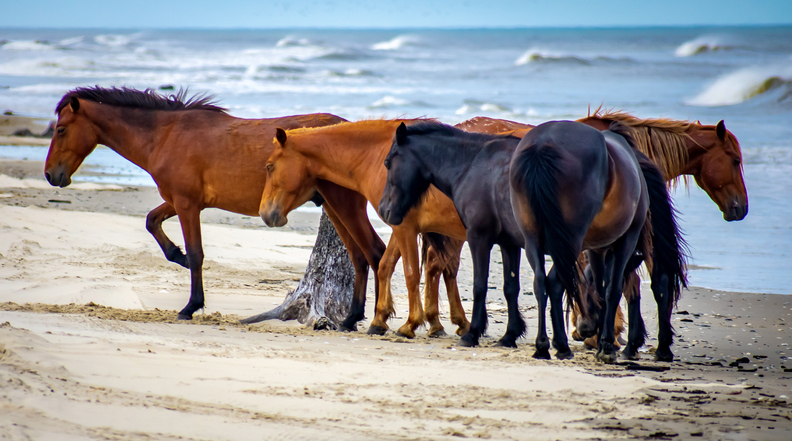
left=259, top=120, right=470, bottom=338
left=44, top=86, right=386, bottom=326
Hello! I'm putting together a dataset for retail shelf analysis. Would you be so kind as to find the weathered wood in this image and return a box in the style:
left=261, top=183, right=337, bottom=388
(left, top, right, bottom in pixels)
left=241, top=210, right=355, bottom=328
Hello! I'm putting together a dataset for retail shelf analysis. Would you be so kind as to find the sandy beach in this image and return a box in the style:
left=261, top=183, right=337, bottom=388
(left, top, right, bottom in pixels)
left=1, top=115, right=791, bottom=441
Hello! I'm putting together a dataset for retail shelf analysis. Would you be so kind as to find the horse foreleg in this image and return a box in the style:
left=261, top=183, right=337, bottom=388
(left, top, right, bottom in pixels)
left=495, top=244, right=525, bottom=348
left=422, top=243, right=446, bottom=337
left=459, top=235, right=493, bottom=347
left=146, top=202, right=187, bottom=268
left=394, top=229, right=425, bottom=338
left=368, top=236, right=399, bottom=335
left=173, top=201, right=204, bottom=320
left=444, top=238, right=470, bottom=336
left=323, top=204, right=369, bottom=332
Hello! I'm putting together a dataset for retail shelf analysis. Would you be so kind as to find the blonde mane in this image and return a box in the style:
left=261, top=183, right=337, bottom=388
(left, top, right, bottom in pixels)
left=283, top=118, right=437, bottom=137
left=580, top=107, right=694, bottom=188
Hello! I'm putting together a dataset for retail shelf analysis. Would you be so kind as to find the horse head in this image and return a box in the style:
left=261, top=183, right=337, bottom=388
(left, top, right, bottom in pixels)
left=259, top=128, right=318, bottom=227
left=378, top=122, right=432, bottom=226
left=689, top=121, right=748, bottom=221
left=44, top=96, right=99, bottom=187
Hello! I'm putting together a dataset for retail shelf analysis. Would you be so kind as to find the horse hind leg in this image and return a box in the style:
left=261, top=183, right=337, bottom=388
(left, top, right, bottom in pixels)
left=621, top=270, right=646, bottom=360
left=524, top=242, right=551, bottom=359
left=494, top=244, right=526, bottom=348
left=146, top=203, right=188, bottom=268
left=652, top=271, right=675, bottom=362
left=442, top=239, right=470, bottom=336
left=422, top=243, right=446, bottom=337
left=546, top=265, right=573, bottom=359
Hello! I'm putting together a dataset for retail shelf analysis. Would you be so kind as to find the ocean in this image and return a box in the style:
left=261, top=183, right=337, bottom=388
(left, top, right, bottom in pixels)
left=1, top=27, right=790, bottom=294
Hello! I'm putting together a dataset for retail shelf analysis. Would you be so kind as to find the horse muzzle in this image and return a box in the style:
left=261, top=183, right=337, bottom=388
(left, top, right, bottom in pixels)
left=259, top=207, right=288, bottom=228
left=44, top=166, right=71, bottom=188
left=378, top=204, right=403, bottom=226
left=723, top=200, right=748, bottom=222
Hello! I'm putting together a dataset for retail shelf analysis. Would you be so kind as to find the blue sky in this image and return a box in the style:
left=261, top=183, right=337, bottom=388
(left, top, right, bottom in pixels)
left=2, top=0, right=791, bottom=28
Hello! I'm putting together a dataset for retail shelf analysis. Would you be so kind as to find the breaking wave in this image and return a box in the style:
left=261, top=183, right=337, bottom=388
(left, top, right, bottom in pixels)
left=687, top=65, right=792, bottom=106
left=514, top=48, right=629, bottom=66
left=371, top=35, right=421, bottom=51
left=675, top=35, right=737, bottom=57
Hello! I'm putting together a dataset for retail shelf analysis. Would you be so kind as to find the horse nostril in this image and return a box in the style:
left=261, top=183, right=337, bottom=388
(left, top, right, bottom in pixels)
left=45, top=172, right=52, bottom=184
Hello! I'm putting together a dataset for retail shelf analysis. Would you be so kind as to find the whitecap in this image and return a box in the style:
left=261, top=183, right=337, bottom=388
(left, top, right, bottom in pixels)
left=369, top=96, right=410, bottom=108
left=515, top=48, right=589, bottom=65
left=94, top=33, right=136, bottom=47
left=371, top=35, right=420, bottom=51
left=675, top=35, right=736, bottom=57
left=687, top=65, right=792, bottom=106
left=276, top=36, right=315, bottom=47
left=58, top=36, right=84, bottom=46
left=1, top=40, right=58, bottom=51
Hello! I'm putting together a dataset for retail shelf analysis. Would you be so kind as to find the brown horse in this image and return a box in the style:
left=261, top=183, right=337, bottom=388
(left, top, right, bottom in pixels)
left=260, top=120, right=472, bottom=338
left=578, top=109, right=748, bottom=221
left=44, top=86, right=386, bottom=326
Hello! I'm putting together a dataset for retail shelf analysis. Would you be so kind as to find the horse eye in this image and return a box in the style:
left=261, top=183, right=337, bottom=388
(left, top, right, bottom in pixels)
left=266, top=163, right=274, bottom=173
left=384, top=159, right=390, bottom=168
left=733, top=158, right=741, bottom=167
left=57, top=126, right=65, bottom=135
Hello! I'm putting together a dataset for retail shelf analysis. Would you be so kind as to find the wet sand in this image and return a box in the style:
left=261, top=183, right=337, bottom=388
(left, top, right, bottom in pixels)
left=0, top=124, right=790, bottom=440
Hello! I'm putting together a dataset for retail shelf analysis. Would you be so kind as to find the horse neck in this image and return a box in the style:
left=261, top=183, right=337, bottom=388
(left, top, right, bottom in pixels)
left=410, top=135, right=483, bottom=199
left=82, top=102, right=166, bottom=172
left=292, top=126, right=394, bottom=200
left=680, top=127, right=715, bottom=177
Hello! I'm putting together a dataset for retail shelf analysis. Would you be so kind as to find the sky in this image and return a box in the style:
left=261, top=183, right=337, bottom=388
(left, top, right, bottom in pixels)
left=1, top=0, right=791, bottom=29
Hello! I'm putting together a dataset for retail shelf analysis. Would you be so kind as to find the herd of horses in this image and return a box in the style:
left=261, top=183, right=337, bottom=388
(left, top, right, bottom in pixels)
left=44, top=86, right=749, bottom=364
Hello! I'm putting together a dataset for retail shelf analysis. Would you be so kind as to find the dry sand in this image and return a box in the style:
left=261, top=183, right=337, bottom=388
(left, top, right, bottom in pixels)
left=0, top=122, right=790, bottom=440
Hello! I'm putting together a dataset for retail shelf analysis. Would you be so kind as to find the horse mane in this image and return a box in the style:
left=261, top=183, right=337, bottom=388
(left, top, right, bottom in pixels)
left=582, top=106, right=692, bottom=188
left=405, top=120, right=521, bottom=143
left=55, top=86, right=227, bottom=114
left=283, top=118, right=438, bottom=137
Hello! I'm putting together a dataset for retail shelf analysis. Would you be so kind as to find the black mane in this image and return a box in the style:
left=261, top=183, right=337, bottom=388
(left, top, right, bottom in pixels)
left=55, top=86, right=227, bottom=114
left=406, top=121, right=519, bottom=142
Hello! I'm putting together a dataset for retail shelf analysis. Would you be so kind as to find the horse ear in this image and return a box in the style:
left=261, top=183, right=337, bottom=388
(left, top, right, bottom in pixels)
left=716, top=120, right=726, bottom=140
left=275, top=128, right=288, bottom=147
left=395, top=122, right=407, bottom=145
left=70, top=96, right=80, bottom=112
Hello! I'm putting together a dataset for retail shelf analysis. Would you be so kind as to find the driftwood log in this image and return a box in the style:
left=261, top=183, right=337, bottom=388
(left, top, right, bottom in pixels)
left=241, top=210, right=356, bottom=329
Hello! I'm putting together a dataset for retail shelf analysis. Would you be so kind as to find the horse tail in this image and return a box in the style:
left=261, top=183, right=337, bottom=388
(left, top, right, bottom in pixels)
left=420, top=233, right=456, bottom=272
left=511, top=143, right=583, bottom=314
left=637, top=151, right=689, bottom=314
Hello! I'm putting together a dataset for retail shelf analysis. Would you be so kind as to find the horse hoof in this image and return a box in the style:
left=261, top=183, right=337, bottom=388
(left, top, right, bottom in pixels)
left=555, top=350, right=574, bottom=360
left=532, top=349, right=551, bottom=360
left=458, top=334, right=479, bottom=347
left=621, top=351, right=640, bottom=361
left=654, top=349, right=674, bottom=362
left=366, top=325, right=388, bottom=336
left=177, top=313, right=192, bottom=320
left=395, top=329, right=416, bottom=339
left=494, top=338, right=517, bottom=348
left=428, top=329, right=447, bottom=338
left=596, top=351, right=618, bottom=364
left=338, top=323, right=357, bottom=333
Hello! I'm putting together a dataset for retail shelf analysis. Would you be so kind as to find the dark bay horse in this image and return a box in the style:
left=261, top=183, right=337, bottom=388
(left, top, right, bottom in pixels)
left=44, top=86, right=386, bottom=326
left=259, top=120, right=470, bottom=338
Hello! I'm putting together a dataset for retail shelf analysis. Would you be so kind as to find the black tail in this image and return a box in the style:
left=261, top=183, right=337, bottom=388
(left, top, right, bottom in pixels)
left=636, top=151, right=689, bottom=313
left=511, top=143, right=583, bottom=313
